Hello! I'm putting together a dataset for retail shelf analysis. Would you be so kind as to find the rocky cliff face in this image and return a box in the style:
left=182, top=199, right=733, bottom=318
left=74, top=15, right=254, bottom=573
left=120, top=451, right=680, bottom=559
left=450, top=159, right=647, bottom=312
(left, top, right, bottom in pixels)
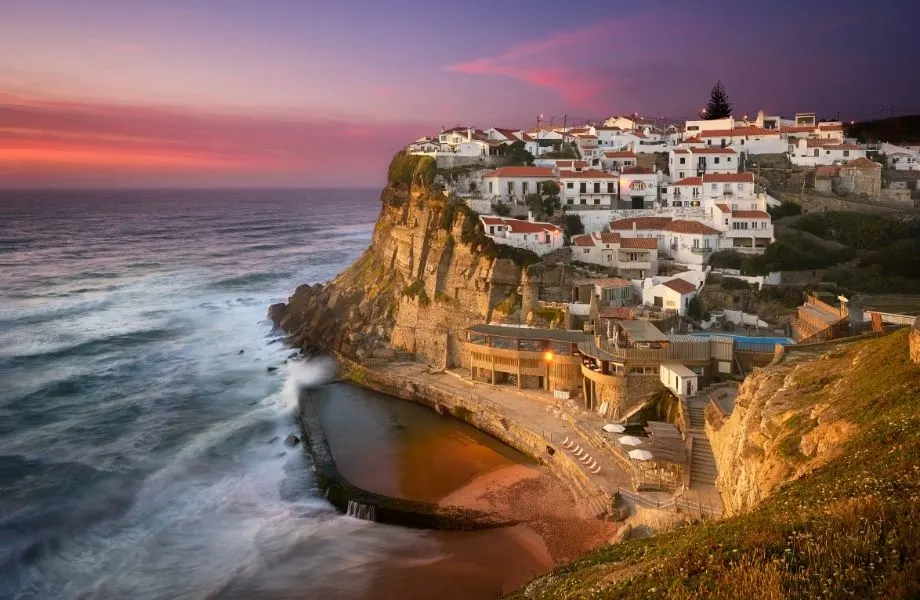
left=708, top=346, right=859, bottom=515
left=270, top=154, right=575, bottom=366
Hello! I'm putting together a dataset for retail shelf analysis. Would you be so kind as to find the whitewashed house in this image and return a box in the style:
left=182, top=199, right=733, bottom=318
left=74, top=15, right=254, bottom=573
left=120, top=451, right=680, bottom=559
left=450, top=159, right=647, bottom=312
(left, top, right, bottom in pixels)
left=642, top=277, right=700, bottom=315
left=479, top=216, right=563, bottom=255
left=669, top=147, right=738, bottom=181
left=610, top=216, right=723, bottom=267
left=482, top=166, right=557, bottom=204
left=683, top=117, right=734, bottom=137
left=698, top=126, right=786, bottom=154
left=661, top=362, right=699, bottom=396
left=789, top=139, right=865, bottom=167
left=815, top=122, right=845, bottom=142
left=618, top=166, right=660, bottom=209
left=595, top=127, right=643, bottom=151
left=887, top=152, right=920, bottom=171
left=720, top=207, right=774, bottom=254
left=571, top=231, right=659, bottom=277
left=406, top=137, right=440, bottom=154
left=601, top=151, right=638, bottom=173
left=559, top=170, right=618, bottom=207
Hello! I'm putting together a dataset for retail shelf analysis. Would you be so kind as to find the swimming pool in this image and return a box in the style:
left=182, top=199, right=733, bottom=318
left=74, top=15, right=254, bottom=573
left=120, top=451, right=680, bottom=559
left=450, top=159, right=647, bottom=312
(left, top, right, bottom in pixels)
left=689, top=332, right=795, bottom=345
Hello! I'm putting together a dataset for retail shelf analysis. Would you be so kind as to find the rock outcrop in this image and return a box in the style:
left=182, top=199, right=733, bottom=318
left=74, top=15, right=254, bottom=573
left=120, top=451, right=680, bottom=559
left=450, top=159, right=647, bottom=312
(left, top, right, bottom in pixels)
left=272, top=153, right=577, bottom=366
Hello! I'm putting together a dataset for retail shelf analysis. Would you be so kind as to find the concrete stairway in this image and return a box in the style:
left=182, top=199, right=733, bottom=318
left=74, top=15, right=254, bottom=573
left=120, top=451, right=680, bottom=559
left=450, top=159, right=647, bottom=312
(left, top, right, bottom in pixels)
left=689, top=434, right=717, bottom=486
left=687, top=402, right=706, bottom=429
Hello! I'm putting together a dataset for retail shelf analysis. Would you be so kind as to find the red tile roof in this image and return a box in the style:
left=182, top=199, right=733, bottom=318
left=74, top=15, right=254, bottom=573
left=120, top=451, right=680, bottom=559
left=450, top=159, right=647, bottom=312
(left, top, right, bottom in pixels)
left=598, top=307, right=636, bottom=319
left=619, top=237, right=658, bottom=249
left=684, top=136, right=702, bottom=143
left=732, top=210, right=770, bottom=219
left=699, top=126, right=778, bottom=138
left=701, top=172, right=755, bottom=183
left=662, top=278, right=698, bottom=295
left=609, top=217, right=672, bottom=230
left=622, top=166, right=654, bottom=174
left=603, top=151, right=637, bottom=159
left=572, top=234, right=596, bottom=247
left=818, top=123, right=844, bottom=131
left=559, top=169, right=617, bottom=179
left=633, top=131, right=647, bottom=138
left=484, top=166, right=556, bottom=178
left=555, top=160, right=588, bottom=168
left=672, top=148, right=691, bottom=154
left=598, top=232, right=621, bottom=244
left=666, top=220, right=722, bottom=235
left=841, top=157, right=881, bottom=170
left=494, top=127, right=522, bottom=140
left=691, top=147, right=737, bottom=154
left=673, top=177, right=702, bottom=186
left=587, top=277, right=633, bottom=288
left=480, top=216, right=561, bottom=234
left=715, top=203, right=730, bottom=212
left=780, top=126, right=815, bottom=134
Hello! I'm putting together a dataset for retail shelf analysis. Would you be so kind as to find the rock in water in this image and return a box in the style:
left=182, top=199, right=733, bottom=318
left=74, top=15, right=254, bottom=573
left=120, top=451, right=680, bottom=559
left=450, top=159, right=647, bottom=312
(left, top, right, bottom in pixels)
left=285, top=434, right=300, bottom=447
left=238, top=349, right=245, bottom=355
left=266, top=366, right=278, bottom=373
left=267, top=303, right=287, bottom=326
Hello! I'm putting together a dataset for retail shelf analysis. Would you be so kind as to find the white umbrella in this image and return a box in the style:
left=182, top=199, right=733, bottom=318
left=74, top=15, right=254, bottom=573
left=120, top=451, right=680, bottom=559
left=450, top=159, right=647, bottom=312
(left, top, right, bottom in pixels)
left=618, top=435, right=643, bottom=446
left=628, top=449, right=654, bottom=461
left=602, top=423, right=626, bottom=433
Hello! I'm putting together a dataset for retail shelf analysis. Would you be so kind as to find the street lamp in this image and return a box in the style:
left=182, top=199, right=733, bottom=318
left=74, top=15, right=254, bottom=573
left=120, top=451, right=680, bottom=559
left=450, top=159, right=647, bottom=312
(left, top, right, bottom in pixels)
left=544, top=351, right=554, bottom=362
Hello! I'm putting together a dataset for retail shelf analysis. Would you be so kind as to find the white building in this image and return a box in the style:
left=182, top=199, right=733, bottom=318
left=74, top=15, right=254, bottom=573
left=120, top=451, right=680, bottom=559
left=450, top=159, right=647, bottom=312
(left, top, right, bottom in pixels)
left=559, top=170, right=618, bottom=207
left=571, top=231, right=659, bottom=278
left=698, top=126, right=786, bottom=154
left=669, top=147, right=738, bottom=181
left=789, top=139, right=865, bottom=167
left=601, top=151, right=638, bottom=173
left=479, top=216, right=563, bottom=255
left=610, top=216, right=726, bottom=266
left=683, top=117, right=734, bottom=137
left=482, top=166, right=557, bottom=204
left=595, top=127, right=643, bottom=151
left=642, top=277, right=700, bottom=315
left=887, top=152, right=920, bottom=171
left=618, top=166, right=659, bottom=209
left=661, top=362, right=699, bottom=396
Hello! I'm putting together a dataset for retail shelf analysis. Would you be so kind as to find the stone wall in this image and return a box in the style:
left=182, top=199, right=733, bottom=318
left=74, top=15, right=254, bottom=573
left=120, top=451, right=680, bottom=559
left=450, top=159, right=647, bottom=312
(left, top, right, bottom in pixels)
left=911, top=319, right=920, bottom=365
left=298, top=386, right=514, bottom=530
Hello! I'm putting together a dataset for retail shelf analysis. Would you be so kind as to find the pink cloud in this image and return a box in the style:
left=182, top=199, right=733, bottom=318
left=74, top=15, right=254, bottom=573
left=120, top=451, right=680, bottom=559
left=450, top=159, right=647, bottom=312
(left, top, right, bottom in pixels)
left=112, top=44, right=145, bottom=54
left=445, top=22, right=620, bottom=111
left=0, top=93, right=434, bottom=187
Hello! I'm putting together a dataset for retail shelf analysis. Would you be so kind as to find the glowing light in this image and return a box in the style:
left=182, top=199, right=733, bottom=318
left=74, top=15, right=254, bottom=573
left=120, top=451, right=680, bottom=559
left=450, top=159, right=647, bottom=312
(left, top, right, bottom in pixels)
left=544, top=351, right=554, bottom=362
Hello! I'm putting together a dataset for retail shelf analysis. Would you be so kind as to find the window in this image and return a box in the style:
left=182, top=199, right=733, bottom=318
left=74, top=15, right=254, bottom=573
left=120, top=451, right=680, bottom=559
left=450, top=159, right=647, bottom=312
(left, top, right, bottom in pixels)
left=607, top=182, right=614, bottom=193
left=732, top=203, right=738, bottom=210
left=673, top=200, right=683, bottom=207
left=692, top=238, right=699, bottom=248
left=711, top=184, right=717, bottom=191
left=584, top=248, right=590, bottom=254
left=507, top=181, right=514, bottom=195
left=727, top=156, right=732, bottom=162
left=843, top=150, right=850, bottom=157
left=522, top=181, right=529, bottom=194
left=567, top=198, right=573, bottom=205
left=579, top=182, right=586, bottom=194
left=593, top=182, right=601, bottom=193
left=580, top=198, right=586, bottom=205
left=594, top=198, right=601, bottom=205
left=488, top=182, right=493, bottom=194
left=813, top=149, right=820, bottom=157
left=737, top=183, right=743, bottom=191
left=679, top=157, right=686, bottom=165
left=714, top=157, right=720, bottom=164
left=566, top=182, right=573, bottom=189
left=724, top=218, right=729, bottom=226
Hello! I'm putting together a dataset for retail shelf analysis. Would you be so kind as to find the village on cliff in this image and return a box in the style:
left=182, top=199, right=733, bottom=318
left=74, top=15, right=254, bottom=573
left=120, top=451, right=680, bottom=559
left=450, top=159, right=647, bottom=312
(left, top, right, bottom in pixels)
left=387, top=98, right=920, bottom=517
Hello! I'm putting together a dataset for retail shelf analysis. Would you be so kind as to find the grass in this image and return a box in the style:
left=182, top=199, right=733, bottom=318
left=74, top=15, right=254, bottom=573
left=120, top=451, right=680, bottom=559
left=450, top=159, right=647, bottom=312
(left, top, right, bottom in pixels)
left=507, top=330, right=920, bottom=599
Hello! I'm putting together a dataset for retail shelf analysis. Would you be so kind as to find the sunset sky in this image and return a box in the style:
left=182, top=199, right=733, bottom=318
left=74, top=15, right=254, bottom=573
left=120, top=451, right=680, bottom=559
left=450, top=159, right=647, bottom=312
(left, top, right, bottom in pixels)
left=1, top=0, right=917, bottom=188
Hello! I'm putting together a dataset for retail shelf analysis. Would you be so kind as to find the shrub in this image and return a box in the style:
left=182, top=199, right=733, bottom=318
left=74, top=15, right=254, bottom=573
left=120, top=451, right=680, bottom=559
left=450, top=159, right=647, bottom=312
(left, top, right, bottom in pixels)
left=491, top=201, right=511, bottom=216
left=708, top=250, right=745, bottom=270
left=563, top=214, right=585, bottom=238
left=768, top=201, right=802, bottom=220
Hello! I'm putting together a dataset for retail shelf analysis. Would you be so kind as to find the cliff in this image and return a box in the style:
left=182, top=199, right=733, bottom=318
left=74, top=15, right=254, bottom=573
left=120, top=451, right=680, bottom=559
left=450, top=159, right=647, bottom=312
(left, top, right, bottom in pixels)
left=271, top=153, right=575, bottom=366
left=508, top=330, right=920, bottom=599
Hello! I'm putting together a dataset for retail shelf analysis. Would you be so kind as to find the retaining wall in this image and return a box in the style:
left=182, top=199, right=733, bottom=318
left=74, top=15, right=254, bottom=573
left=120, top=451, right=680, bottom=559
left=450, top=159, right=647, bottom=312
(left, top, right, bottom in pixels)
left=298, top=386, right=515, bottom=530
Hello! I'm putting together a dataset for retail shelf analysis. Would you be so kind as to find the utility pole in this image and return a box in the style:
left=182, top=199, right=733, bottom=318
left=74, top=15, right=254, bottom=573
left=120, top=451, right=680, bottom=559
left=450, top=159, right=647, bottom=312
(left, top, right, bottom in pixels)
left=563, top=114, right=567, bottom=134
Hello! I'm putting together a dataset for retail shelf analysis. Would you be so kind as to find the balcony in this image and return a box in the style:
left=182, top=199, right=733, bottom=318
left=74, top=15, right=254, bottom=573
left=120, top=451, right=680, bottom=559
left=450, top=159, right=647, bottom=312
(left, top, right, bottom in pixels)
left=690, top=247, right=714, bottom=254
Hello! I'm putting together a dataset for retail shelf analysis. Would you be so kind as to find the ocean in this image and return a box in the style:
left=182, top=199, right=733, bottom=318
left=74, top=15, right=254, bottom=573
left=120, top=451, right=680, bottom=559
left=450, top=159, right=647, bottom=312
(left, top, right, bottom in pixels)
left=0, top=189, right=550, bottom=600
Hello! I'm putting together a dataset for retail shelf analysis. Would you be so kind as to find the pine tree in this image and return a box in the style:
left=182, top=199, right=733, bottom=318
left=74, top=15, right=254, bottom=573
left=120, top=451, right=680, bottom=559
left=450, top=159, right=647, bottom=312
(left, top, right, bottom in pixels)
left=703, top=81, right=732, bottom=120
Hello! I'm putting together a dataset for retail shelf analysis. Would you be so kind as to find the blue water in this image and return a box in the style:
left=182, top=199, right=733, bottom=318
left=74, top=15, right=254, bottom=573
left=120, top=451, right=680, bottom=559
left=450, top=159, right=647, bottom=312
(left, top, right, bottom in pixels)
left=689, top=332, right=794, bottom=345
left=0, top=190, right=413, bottom=599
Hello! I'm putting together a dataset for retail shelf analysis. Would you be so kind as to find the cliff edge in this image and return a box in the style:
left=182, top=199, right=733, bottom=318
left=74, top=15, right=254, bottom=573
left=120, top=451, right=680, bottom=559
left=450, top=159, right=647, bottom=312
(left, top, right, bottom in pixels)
left=270, top=153, right=573, bottom=365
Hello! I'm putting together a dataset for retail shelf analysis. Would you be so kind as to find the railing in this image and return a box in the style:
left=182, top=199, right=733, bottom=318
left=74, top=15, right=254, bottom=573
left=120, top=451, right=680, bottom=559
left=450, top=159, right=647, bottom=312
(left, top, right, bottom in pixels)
left=616, top=486, right=723, bottom=518
left=690, top=247, right=714, bottom=254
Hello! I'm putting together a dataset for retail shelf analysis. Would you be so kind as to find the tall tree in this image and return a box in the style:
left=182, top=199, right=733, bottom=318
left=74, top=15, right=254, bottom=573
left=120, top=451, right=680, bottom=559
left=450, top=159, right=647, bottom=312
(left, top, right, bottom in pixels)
left=703, top=81, right=732, bottom=120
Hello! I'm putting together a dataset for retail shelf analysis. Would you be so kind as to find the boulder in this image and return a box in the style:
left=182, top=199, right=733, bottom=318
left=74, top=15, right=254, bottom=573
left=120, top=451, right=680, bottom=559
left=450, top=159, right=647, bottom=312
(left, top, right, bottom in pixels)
left=266, top=366, right=278, bottom=373
left=267, top=303, right=288, bottom=326
left=285, top=434, right=300, bottom=447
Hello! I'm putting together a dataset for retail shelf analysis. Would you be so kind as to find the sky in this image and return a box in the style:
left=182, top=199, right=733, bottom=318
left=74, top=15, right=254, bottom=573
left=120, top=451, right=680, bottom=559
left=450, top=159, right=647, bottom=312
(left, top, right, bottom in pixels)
left=1, top=0, right=918, bottom=188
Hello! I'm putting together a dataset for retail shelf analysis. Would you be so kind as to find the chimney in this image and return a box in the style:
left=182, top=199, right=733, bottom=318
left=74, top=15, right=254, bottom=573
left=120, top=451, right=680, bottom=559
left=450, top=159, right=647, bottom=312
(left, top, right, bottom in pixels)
left=632, top=221, right=637, bottom=232
left=527, top=210, right=534, bottom=222
left=467, top=127, right=472, bottom=142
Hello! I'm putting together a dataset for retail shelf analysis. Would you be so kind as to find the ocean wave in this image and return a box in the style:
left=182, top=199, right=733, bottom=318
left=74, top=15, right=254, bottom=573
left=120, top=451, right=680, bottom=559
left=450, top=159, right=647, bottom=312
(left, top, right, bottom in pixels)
left=3, top=327, right=181, bottom=369
left=0, top=299, right=116, bottom=328
left=208, top=271, right=294, bottom=290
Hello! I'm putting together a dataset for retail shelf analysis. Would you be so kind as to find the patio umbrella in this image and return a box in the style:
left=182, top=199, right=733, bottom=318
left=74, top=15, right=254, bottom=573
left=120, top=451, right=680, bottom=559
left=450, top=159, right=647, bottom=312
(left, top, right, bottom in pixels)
left=602, top=423, right=626, bottom=433
left=628, top=449, right=654, bottom=461
left=618, top=435, right=643, bottom=446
